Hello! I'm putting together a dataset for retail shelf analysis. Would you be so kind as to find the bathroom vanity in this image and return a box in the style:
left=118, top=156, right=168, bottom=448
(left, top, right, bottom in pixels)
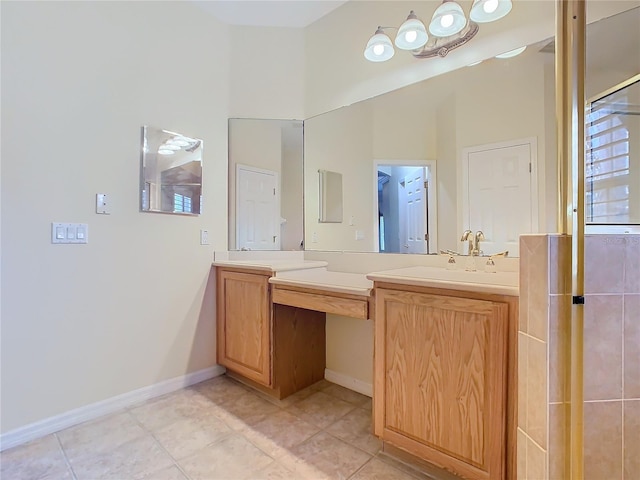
left=214, top=257, right=375, bottom=401
left=367, top=267, right=518, bottom=480
left=213, top=255, right=518, bottom=480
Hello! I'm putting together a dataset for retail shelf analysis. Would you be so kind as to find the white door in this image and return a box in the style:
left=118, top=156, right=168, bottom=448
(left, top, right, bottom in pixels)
left=236, top=165, right=280, bottom=250
left=399, top=168, right=428, bottom=254
left=463, top=141, right=535, bottom=257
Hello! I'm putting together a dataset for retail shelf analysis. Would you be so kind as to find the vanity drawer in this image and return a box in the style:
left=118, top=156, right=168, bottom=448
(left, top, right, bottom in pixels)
left=272, top=285, right=369, bottom=319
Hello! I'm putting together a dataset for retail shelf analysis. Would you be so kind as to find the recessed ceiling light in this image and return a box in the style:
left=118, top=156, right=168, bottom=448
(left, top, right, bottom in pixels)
left=158, top=149, right=176, bottom=155
left=467, top=60, right=483, bottom=66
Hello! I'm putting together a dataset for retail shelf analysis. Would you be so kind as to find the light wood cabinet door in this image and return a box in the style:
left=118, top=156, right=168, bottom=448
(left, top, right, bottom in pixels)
left=375, top=288, right=508, bottom=480
left=217, top=270, right=271, bottom=386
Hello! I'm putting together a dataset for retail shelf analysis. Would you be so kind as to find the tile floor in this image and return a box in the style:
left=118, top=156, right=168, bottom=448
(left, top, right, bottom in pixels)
left=1, top=376, right=451, bottom=480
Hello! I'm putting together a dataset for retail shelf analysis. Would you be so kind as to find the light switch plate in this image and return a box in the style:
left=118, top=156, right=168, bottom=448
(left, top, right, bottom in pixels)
left=200, top=229, right=209, bottom=245
left=96, top=193, right=110, bottom=214
left=51, top=223, right=88, bottom=244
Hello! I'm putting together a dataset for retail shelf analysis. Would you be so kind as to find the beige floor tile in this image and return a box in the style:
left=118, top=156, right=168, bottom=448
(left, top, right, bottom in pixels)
left=178, top=433, right=274, bottom=480
left=325, top=408, right=381, bottom=454
left=189, top=375, right=250, bottom=406
left=153, top=415, right=232, bottom=460
left=255, top=384, right=319, bottom=408
left=247, top=460, right=299, bottom=479
left=58, top=411, right=146, bottom=462
left=138, top=464, right=188, bottom=480
left=323, top=384, right=371, bottom=407
left=129, top=388, right=217, bottom=432
left=359, top=397, right=373, bottom=411
left=308, top=379, right=333, bottom=391
left=0, top=435, right=72, bottom=480
left=287, top=431, right=371, bottom=480
left=350, top=458, right=418, bottom=480
left=214, top=391, right=282, bottom=430
left=376, top=452, right=455, bottom=480
left=287, top=391, right=356, bottom=429
left=70, top=434, right=174, bottom=480
left=240, top=409, right=320, bottom=458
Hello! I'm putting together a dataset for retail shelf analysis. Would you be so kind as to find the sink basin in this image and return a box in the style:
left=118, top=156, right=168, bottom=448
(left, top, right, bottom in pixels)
left=366, top=266, right=519, bottom=296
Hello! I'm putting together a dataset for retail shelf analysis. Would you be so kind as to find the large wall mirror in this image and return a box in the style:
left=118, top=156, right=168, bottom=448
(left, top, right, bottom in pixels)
left=228, top=118, right=304, bottom=251
left=303, top=5, right=639, bottom=257
left=140, top=126, right=203, bottom=215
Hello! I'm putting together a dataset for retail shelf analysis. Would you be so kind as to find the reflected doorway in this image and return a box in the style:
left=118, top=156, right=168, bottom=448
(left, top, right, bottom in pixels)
left=373, top=160, right=438, bottom=254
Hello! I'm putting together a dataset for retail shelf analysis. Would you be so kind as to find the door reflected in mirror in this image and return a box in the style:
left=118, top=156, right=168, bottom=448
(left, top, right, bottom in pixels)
left=140, top=126, right=202, bottom=215
left=228, top=119, right=304, bottom=251
left=376, top=161, right=438, bottom=254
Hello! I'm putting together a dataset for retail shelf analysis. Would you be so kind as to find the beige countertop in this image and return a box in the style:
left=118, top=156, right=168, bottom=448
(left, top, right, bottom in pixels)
left=268, top=268, right=373, bottom=297
left=212, top=259, right=328, bottom=273
left=366, top=266, right=519, bottom=296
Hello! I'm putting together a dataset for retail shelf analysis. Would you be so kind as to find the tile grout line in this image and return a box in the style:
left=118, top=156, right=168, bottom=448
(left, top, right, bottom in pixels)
left=126, top=406, right=198, bottom=480
left=53, top=433, right=79, bottom=480
left=345, top=455, right=375, bottom=480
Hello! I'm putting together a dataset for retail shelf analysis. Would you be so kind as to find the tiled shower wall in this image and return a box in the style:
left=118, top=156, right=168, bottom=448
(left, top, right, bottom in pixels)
left=518, top=234, right=640, bottom=480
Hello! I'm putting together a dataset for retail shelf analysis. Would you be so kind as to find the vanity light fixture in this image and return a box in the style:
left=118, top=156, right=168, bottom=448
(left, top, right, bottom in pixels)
left=365, top=0, right=513, bottom=62
left=429, top=0, right=467, bottom=37
left=364, top=27, right=395, bottom=62
left=470, top=0, right=513, bottom=23
left=395, top=11, right=429, bottom=50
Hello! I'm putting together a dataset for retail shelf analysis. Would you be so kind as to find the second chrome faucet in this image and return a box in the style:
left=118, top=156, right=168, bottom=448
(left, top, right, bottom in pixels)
left=460, top=230, right=485, bottom=256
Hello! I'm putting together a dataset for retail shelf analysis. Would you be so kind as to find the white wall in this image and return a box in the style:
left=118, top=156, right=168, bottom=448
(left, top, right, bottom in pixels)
left=0, top=1, right=230, bottom=434
left=229, top=25, right=305, bottom=120
left=304, top=101, right=375, bottom=251
left=0, top=1, right=305, bottom=436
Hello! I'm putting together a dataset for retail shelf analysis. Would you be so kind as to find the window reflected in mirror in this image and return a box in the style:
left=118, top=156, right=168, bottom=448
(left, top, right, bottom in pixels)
left=140, top=126, right=203, bottom=215
left=586, top=75, right=639, bottom=226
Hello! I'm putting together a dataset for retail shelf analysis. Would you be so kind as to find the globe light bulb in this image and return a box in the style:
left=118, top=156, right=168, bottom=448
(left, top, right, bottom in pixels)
left=373, top=44, right=385, bottom=56
left=440, top=14, right=454, bottom=29
left=404, top=30, right=418, bottom=43
left=483, top=0, right=499, bottom=13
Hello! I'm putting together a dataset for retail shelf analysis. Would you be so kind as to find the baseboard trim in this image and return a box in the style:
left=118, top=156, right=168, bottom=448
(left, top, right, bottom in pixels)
left=324, top=368, right=373, bottom=397
left=0, top=365, right=225, bottom=452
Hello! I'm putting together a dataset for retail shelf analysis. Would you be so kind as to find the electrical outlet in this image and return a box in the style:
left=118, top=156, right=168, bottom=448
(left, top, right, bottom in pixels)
left=312, top=232, right=318, bottom=243
left=200, top=229, right=209, bottom=245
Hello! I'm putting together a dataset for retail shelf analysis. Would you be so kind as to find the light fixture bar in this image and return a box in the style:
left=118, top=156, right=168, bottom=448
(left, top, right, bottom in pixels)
left=365, top=1, right=512, bottom=63
left=412, top=21, right=479, bottom=59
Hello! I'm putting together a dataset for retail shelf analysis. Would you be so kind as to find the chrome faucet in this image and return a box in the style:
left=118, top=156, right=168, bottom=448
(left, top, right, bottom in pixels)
left=473, top=231, right=485, bottom=256
left=460, top=230, right=473, bottom=255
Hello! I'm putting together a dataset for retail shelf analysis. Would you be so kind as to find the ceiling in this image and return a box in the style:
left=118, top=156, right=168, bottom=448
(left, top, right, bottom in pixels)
left=191, top=0, right=348, bottom=28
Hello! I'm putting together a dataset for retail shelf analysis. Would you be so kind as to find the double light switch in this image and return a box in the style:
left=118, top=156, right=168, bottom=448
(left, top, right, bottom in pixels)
left=51, top=223, right=88, bottom=244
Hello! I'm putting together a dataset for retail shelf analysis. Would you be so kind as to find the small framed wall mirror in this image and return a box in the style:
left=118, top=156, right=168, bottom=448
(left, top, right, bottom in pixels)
left=140, top=126, right=203, bottom=215
left=318, top=169, right=343, bottom=223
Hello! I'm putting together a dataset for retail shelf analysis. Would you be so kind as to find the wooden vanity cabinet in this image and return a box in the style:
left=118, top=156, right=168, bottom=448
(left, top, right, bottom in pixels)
left=216, top=267, right=326, bottom=398
left=374, top=284, right=517, bottom=480
left=216, top=269, right=272, bottom=386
